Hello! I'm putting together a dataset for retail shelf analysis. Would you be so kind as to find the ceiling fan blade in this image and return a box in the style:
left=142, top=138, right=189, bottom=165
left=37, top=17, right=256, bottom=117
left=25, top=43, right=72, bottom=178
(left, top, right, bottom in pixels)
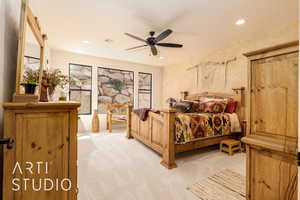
left=124, top=33, right=146, bottom=42
left=154, top=29, right=173, bottom=43
left=157, top=43, right=183, bottom=48
left=150, top=45, right=158, bottom=56
left=125, top=45, right=148, bottom=51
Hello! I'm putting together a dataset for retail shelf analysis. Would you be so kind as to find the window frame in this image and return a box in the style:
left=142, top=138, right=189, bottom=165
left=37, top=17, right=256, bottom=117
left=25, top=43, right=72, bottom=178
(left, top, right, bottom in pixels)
left=138, top=72, right=153, bottom=108
left=69, top=63, right=93, bottom=115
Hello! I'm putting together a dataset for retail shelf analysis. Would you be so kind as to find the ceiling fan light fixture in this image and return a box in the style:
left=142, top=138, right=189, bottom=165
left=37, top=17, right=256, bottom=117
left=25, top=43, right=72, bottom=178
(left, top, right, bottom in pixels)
left=124, top=29, right=183, bottom=56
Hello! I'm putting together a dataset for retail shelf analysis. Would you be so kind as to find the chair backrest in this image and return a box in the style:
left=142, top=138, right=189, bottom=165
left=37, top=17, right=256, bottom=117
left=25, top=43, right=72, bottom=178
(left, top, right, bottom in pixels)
left=106, top=104, right=127, bottom=114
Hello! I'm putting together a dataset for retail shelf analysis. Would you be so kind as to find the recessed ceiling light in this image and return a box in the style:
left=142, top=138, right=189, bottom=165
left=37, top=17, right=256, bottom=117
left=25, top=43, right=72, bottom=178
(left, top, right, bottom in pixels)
left=159, top=56, right=164, bottom=59
left=82, top=40, right=90, bottom=44
left=235, top=19, right=245, bottom=25
left=104, top=39, right=114, bottom=43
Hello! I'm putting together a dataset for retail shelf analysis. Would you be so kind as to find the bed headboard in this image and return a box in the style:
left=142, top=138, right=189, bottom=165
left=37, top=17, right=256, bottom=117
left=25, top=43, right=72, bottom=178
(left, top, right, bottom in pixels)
left=180, top=87, right=246, bottom=135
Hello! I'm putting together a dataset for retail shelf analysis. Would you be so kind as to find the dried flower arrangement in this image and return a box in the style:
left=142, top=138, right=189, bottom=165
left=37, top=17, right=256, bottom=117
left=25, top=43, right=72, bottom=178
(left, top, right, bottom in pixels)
left=43, top=69, right=69, bottom=97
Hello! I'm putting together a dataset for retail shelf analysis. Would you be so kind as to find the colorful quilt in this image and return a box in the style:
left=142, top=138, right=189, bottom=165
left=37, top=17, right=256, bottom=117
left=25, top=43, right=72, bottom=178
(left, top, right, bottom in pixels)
left=175, top=113, right=239, bottom=144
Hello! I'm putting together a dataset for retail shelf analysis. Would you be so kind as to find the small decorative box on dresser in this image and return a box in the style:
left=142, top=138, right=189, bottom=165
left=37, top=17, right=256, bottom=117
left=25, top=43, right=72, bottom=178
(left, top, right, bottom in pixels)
left=2, top=102, right=80, bottom=200
left=242, top=41, right=299, bottom=200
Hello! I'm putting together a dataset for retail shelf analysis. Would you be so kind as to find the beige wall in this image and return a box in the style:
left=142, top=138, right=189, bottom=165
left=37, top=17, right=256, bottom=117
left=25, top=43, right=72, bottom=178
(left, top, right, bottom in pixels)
left=0, top=0, right=21, bottom=197
left=162, top=22, right=298, bottom=108
left=50, top=49, right=163, bottom=132
left=0, top=0, right=21, bottom=133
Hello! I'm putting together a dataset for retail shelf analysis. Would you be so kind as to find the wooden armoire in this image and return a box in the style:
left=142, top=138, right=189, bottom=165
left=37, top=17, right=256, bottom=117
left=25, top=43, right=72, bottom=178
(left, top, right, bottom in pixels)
left=242, top=41, right=299, bottom=200
left=2, top=102, right=80, bottom=200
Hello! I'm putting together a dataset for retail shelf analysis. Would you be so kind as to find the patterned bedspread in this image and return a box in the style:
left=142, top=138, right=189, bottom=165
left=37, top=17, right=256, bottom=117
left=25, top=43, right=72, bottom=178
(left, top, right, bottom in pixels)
left=175, top=113, right=241, bottom=144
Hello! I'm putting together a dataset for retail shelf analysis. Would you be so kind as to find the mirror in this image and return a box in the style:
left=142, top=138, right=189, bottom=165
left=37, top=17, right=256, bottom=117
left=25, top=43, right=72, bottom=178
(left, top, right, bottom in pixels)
left=13, top=0, right=47, bottom=102
left=24, top=27, right=41, bottom=72
left=21, top=24, right=41, bottom=95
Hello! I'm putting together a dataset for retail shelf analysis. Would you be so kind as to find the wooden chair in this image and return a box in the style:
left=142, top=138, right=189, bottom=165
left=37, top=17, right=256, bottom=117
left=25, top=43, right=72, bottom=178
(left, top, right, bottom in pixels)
left=106, top=104, right=127, bottom=133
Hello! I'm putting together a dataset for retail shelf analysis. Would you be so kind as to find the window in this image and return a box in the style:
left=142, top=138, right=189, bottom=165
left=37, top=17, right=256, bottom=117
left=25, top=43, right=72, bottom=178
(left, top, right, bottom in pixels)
left=138, top=72, right=152, bottom=108
left=24, top=56, right=40, bottom=71
left=98, top=67, right=134, bottom=113
left=69, top=63, right=92, bottom=115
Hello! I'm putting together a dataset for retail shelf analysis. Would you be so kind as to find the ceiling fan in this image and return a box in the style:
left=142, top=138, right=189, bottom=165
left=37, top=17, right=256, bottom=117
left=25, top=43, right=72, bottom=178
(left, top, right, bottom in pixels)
left=124, top=29, right=183, bottom=56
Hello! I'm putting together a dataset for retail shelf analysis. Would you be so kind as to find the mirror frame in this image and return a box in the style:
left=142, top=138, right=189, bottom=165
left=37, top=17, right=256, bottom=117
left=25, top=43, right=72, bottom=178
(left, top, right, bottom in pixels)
left=14, top=0, right=48, bottom=102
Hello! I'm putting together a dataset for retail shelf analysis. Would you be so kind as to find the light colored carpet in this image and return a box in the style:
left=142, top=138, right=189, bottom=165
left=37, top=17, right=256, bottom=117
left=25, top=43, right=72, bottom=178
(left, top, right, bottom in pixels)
left=187, top=169, right=246, bottom=200
left=78, top=129, right=245, bottom=200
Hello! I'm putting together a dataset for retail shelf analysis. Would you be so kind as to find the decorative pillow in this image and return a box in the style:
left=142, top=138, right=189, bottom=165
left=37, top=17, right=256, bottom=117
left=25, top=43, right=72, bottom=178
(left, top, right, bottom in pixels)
left=200, top=97, right=229, bottom=103
left=193, top=102, right=206, bottom=113
left=181, top=100, right=200, bottom=113
left=204, top=101, right=227, bottom=113
left=174, top=101, right=193, bottom=113
left=225, top=100, right=238, bottom=113
left=189, top=102, right=200, bottom=113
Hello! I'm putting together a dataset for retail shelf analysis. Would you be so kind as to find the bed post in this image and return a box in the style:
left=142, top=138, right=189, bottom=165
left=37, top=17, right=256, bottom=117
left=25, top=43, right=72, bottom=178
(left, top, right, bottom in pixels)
left=126, top=105, right=133, bottom=139
left=232, top=87, right=247, bottom=136
left=160, top=109, right=177, bottom=169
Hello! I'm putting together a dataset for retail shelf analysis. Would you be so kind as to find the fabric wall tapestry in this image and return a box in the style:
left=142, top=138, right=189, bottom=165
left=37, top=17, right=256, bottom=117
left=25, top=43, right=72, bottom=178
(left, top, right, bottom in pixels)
left=24, top=56, right=40, bottom=71
left=187, top=57, right=237, bottom=91
left=69, top=64, right=92, bottom=115
left=98, top=67, right=134, bottom=113
left=200, top=63, right=226, bottom=91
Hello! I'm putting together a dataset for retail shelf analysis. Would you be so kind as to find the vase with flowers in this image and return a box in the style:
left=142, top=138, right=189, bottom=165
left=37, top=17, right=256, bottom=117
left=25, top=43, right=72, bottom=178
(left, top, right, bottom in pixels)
left=43, top=69, right=69, bottom=101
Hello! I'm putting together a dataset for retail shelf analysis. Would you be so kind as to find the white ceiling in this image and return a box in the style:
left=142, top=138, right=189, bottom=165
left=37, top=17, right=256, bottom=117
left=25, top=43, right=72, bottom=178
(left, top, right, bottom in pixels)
left=29, top=0, right=298, bottom=67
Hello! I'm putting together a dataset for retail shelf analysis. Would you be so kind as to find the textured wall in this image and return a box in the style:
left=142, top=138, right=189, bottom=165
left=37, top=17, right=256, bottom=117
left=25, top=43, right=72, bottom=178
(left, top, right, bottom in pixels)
left=50, top=49, right=163, bottom=132
left=162, top=22, right=298, bottom=107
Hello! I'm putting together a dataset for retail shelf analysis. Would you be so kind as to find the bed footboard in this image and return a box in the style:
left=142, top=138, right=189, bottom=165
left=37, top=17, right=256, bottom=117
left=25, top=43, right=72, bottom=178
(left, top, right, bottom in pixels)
left=126, top=105, right=177, bottom=169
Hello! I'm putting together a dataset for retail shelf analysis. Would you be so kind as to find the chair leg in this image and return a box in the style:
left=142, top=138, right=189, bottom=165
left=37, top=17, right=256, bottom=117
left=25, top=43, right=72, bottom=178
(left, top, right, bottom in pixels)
left=106, top=115, right=109, bottom=130
left=108, top=120, right=112, bottom=133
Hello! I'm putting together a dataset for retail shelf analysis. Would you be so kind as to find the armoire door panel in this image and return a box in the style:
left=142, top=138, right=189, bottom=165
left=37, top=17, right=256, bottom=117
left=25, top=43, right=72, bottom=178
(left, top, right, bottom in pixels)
left=243, top=42, right=299, bottom=200
left=251, top=87, right=287, bottom=136
left=252, top=52, right=298, bottom=88
left=250, top=148, right=297, bottom=200
left=251, top=52, right=298, bottom=140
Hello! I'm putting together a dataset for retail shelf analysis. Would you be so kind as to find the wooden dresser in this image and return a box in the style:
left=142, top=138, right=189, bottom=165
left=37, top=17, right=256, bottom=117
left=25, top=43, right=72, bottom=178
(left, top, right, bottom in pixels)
left=2, top=102, right=80, bottom=200
left=242, top=41, right=299, bottom=200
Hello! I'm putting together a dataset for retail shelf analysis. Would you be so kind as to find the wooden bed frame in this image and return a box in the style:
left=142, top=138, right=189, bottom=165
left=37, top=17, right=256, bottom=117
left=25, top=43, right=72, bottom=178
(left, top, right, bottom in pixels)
left=126, top=87, right=246, bottom=169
